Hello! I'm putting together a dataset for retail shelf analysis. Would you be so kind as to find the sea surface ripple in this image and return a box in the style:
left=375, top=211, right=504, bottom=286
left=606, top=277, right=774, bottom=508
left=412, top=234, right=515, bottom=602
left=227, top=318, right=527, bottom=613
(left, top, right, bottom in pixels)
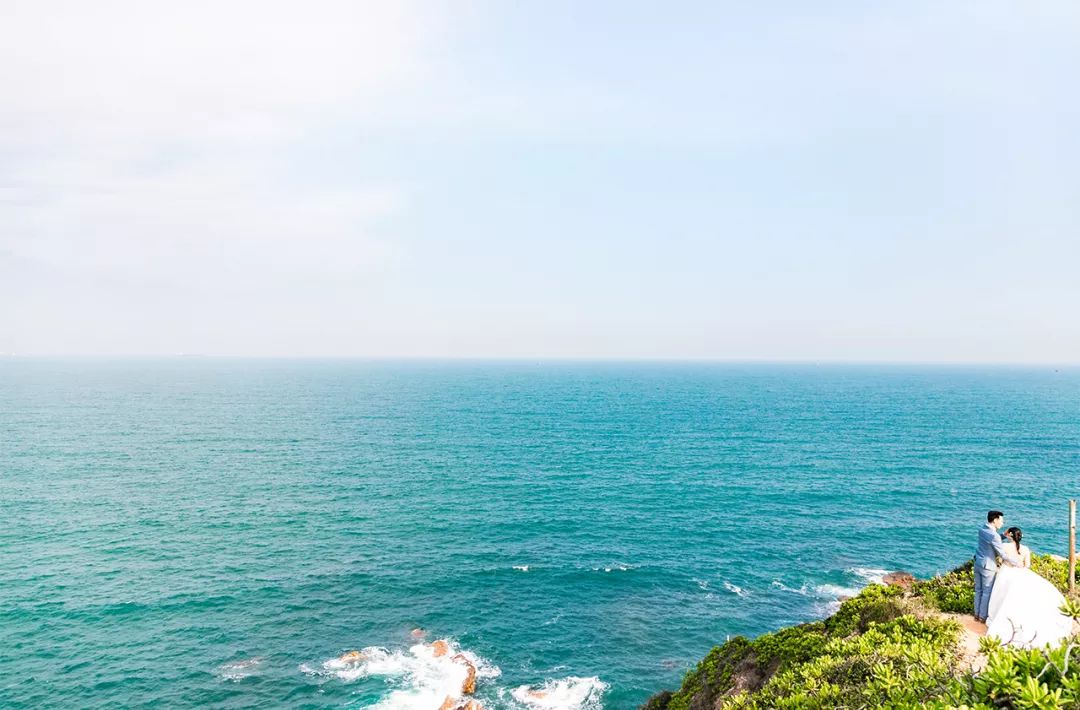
left=1, top=360, right=1078, bottom=708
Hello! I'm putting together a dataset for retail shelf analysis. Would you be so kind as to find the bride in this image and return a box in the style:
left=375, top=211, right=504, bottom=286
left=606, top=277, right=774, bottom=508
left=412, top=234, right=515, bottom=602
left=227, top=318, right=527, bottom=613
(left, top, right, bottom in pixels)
left=985, top=527, right=1074, bottom=649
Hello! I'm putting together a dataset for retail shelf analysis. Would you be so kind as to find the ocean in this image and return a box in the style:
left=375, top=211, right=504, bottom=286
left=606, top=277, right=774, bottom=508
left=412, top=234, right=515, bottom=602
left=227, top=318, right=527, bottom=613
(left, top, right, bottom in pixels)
left=1, top=360, right=1078, bottom=709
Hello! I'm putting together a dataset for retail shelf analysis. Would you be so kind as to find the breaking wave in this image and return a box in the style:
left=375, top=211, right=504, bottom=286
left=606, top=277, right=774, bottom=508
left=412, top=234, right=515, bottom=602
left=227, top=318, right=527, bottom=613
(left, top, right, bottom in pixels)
left=300, top=638, right=606, bottom=709
left=511, top=676, right=609, bottom=710
left=300, top=640, right=498, bottom=708
left=849, top=567, right=890, bottom=585
left=591, top=564, right=632, bottom=573
left=215, top=657, right=264, bottom=681
left=772, top=566, right=896, bottom=614
left=723, top=581, right=749, bottom=597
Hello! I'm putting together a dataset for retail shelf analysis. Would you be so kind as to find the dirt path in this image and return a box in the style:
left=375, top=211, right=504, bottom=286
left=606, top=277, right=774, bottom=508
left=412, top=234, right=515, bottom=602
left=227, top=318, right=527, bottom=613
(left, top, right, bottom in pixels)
left=940, top=613, right=988, bottom=672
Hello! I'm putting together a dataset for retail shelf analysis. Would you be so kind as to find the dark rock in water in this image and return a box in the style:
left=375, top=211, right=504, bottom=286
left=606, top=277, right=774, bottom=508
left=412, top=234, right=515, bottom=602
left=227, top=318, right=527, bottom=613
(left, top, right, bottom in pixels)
left=640, top=690, right=673, bottom=710
left=882, top=571, right=915, bottom=589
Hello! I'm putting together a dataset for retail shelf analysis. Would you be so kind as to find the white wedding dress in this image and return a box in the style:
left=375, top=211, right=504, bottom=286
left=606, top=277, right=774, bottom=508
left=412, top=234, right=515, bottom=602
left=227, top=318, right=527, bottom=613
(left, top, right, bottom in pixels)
left=985, top=545, right=1073, bottom=649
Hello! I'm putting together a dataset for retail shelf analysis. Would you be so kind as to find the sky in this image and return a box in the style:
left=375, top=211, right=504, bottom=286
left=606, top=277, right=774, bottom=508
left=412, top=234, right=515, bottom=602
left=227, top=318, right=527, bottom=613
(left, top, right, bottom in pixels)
left=2, top=1, right=1078, bottom=362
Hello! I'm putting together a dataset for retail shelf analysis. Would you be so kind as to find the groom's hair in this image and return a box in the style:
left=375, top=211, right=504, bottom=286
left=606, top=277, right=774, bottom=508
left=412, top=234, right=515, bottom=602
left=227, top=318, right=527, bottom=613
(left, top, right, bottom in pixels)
left=987, top=510, right=1004, bottom=523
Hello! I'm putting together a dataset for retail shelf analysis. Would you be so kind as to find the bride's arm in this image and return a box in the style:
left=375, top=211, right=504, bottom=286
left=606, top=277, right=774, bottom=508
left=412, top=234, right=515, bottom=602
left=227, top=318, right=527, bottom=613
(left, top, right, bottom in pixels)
left=1022, top=546, right=1032, bottom=568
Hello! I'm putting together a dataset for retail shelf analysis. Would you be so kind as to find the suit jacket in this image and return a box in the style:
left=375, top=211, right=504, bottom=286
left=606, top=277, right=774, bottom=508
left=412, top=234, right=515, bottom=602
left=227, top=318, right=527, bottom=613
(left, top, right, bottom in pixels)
left=975, top=523, right=1018, bottom=571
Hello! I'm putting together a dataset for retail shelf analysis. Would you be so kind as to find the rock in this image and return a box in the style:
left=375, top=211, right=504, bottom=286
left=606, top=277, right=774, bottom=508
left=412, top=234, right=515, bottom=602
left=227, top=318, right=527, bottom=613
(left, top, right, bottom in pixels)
left=438, top=697, right=483, bottom=710
left=410, top=628, right=426, bottom=639
left=452, top=653, right=477, bottom=694
left=728, top=652, right=778, bottom=696
left=882, top=571, right=915, bottom=589
left=837, top=595, right=852, bottom=602
left=338, top=650, right=366, bottom=663
left=638, top=647, right=776, bottom=710
left=639, top=690, right=673, bottom=710
left=431, top=639, right=450, bottom=657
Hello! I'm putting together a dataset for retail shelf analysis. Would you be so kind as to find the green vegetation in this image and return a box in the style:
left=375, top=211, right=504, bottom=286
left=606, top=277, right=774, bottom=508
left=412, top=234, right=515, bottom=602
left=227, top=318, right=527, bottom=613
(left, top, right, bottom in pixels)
left=911, top=560, right=974, bottom=614
left=644, top=555, right=1080, bottom=710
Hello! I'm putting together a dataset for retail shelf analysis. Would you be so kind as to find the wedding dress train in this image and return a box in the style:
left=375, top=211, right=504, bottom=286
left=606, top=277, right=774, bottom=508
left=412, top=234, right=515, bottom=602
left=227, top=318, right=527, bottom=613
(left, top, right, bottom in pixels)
left=985, top=565, right=1073, bottom=649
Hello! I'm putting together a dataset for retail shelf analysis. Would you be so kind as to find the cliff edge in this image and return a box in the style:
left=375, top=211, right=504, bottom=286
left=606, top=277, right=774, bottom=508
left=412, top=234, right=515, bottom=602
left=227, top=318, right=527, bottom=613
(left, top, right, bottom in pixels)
left=641, top=556, right=1080, bottom=710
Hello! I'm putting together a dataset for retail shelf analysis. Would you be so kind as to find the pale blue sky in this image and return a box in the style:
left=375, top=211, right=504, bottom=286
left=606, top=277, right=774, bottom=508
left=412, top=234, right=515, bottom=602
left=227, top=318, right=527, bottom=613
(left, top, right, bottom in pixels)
left=2, top=1, right=1078, bottom=361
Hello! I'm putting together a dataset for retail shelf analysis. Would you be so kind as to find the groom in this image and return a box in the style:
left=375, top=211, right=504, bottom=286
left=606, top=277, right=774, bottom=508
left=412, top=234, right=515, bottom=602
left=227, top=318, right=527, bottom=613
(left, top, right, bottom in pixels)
left=974, top=509, right=1020, bottom=623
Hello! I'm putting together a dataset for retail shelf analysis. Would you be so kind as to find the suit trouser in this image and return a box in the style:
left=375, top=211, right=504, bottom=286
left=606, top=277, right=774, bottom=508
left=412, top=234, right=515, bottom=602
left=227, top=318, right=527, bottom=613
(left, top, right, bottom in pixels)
left=974, top=565, right=995, bottom=619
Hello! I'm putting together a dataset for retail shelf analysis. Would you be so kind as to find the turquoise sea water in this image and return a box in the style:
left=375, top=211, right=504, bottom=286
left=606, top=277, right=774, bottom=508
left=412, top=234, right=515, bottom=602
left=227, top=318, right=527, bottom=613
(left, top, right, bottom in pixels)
left=2, top=360, right=1078, bottom=709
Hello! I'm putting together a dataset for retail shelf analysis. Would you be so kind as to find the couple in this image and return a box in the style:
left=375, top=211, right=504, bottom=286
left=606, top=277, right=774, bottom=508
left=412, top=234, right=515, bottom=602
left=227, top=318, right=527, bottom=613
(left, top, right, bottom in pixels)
left=975, top=510, right=1073, bottom=648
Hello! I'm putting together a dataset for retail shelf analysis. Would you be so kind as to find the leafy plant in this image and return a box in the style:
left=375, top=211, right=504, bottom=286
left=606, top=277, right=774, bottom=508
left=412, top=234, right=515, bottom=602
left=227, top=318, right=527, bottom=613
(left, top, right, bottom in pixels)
left=642, top=555, right=1080, bottom=710
left=912, top=561, right=974, bottom=614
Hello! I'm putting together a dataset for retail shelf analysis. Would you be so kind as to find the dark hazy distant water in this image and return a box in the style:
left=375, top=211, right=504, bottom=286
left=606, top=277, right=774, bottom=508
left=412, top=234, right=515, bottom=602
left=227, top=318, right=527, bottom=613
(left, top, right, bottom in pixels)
left=1, top=360, right=1078, bottom=709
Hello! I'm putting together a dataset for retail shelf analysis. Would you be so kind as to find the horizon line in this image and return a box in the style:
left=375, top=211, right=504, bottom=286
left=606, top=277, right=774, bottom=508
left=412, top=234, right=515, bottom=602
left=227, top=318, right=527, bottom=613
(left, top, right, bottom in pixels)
left=1, top=354, right=1078, bottom=368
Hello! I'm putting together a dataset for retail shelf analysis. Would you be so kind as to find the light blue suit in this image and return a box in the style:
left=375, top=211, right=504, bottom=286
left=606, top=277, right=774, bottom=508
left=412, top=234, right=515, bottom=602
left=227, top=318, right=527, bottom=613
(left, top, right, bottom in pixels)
left=974, top=522, right=1018, bottom=620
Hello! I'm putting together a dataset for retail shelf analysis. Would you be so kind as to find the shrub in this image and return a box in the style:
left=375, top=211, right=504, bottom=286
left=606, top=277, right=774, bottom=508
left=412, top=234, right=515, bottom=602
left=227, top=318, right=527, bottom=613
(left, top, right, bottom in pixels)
left=644, top=556, right=1080, bottom=710
left=753, top=622, right=828, bottom=669
left=912, top=561, right=975, bottom=614
left=1031, top=554, right=1080, bottom=595
left=944, top=640, right=1080, bottom=708
left=661, top=636, right=754, bottom=710
left=825, top=583, right=905, bottom=637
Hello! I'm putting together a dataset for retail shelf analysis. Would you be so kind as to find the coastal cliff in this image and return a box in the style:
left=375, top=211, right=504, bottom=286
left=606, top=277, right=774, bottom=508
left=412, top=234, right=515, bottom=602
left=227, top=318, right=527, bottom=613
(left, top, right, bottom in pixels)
left=641, top=556, right=1080, bottom=709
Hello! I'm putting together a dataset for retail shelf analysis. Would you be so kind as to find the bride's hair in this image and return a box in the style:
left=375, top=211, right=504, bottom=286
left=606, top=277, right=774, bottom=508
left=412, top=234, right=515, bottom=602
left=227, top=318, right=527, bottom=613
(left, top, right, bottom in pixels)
left=1005, top=526, right=1022, bottom=554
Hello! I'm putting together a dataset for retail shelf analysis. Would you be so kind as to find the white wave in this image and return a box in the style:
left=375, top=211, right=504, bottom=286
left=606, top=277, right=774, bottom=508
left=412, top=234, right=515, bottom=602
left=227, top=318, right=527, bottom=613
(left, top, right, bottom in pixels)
left=772, top=567, right=895, bottom=618
left=694, top=579, right=709, bottom=591
left=513, top=565, right=530, bottom=572
left=771, top=580, right=811, bottom=596
left=813, top=583, right=860, bottom=600
left=592, top=564, right=631, bottom=573
left=820, top=599, right=843, bottom=615
left=811, top=569, right=893, bottom=614
left=215, top=656, right=264, bottom=681
left=301, top=640, right=500, bottom=709
left=849, top=567, right=891, bottom=585
left=723, top=581, right=749, bottom=597
left=511, top=676, right=608, bottom=710
left=774, top=579, right=864, bottom=601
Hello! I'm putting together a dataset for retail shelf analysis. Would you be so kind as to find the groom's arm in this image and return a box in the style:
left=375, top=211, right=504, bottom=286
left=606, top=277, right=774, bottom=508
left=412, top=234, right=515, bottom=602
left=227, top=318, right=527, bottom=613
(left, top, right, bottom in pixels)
left=989, top=533, right=1021, bottom=566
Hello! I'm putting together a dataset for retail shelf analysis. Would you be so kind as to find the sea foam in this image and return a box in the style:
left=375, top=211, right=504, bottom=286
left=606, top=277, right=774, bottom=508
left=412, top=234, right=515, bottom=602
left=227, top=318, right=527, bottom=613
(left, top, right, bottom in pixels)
left=301, top=640, right=500, bottom=708
left=771, top=580, right=811, bottom=596
left=511, top=676, right=609, bottom=710
left=813, top=583, right=861, bottom=599
left=849, top=567, right=890, bottom=585
left=771, top=567, right=896, bottom=615
left=723, top=581, right=749, bottom=597
left=215, top=657, right=264, bottom=681
left=592, top=564, right=632, bottom=573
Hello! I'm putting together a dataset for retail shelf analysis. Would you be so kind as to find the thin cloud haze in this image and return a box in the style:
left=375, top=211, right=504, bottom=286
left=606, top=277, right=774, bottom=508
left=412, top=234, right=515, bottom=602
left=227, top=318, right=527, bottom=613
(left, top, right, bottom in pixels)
left=2, top=1, right=1078, bottom=361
